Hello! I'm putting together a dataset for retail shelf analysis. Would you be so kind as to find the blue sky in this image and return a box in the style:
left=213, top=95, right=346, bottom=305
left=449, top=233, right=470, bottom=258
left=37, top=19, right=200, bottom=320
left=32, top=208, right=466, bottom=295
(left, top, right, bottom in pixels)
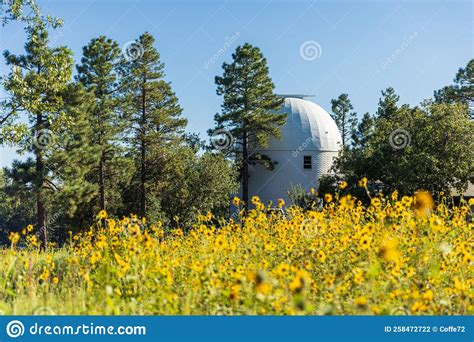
left=0, top=0, right=472, bottom=167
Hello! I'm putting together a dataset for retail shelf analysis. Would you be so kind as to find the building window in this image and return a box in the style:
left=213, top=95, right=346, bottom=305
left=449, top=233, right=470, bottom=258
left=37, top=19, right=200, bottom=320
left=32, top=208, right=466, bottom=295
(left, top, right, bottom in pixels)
left=303, top=155, right=312, bottom=169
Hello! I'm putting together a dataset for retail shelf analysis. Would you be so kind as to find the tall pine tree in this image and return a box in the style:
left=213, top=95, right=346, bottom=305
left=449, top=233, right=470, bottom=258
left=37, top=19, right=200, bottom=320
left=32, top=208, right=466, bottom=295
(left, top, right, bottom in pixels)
left=123, top=32, right=187, bottom=217
left=330, top=93, right=357, bottom=147
left=76, top=36, right=128, bottom=213
left=212, top=43, right=285, bottom=209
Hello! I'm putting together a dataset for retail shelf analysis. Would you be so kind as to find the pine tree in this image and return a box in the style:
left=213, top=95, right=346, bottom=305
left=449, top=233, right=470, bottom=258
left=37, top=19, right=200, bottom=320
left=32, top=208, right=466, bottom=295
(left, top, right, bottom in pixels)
left=352, top=112, right=374, bottom=149
left=377, top=87, right=400, bottom=119
left=123, top=32, right=187, bottom=217
left=1, top=22, right=73, bottom=248
left=76, top=36, right=128, bottom=213
left=47, top=83, right=100, bottom=231
left=330, top=93, right=357, bottom=147
left=212, top=43, right=285, bottom=209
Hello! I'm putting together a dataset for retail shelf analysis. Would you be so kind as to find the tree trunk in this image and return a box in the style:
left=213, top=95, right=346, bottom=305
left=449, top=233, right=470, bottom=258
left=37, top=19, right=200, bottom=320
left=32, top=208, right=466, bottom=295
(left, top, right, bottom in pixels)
left=97, top=87, right=106, bottom=213
left=242, top=127, right=249, bottom=211
left=35, top=113, right=47, bottom=250
left=140, top=82, right=147, bottom=217
left=99, top=154, right=106, bottom=211
left=342, top=114, right=346, bottom=146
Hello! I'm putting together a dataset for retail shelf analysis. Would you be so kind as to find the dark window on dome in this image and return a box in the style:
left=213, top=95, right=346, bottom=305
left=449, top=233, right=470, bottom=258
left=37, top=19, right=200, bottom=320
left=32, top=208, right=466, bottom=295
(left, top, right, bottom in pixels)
left=303, top=156, right=312, bottom=169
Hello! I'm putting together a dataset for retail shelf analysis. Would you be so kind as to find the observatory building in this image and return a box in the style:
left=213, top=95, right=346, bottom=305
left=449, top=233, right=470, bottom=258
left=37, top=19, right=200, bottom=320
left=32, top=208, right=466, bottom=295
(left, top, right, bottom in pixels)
left=246, top=95, right=342, bottom=204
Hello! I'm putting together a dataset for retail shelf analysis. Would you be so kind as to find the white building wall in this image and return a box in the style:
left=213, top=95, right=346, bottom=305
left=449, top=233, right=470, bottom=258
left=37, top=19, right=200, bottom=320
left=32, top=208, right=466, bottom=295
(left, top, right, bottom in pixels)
left=246, top=150, right=338, bottom=205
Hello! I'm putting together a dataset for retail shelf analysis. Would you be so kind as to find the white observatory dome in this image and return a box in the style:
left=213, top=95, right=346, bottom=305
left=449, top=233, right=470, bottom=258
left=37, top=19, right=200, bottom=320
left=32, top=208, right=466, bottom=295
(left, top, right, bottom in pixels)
left=265, top=97, right=342, bottom=152
left=244, top=96, right=342, bottom=205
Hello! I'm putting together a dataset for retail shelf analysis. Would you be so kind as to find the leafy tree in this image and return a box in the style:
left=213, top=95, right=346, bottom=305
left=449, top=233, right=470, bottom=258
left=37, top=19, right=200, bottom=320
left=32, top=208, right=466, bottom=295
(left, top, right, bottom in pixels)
left=330, top=93, right=357, bottom=146
left=212, top=43, right=285, bottom=209
left=76, top=36, right=130, bottom=213
left=325, top=111, right=375, bottom=197
left=157, top=145, right=238, bottom=228
left=335, top=100, right=473, bottom=195
left=1, top=22, right=73, bottom=248
left=123, top=32, right=187, bottom=217
left=435, top=59, right=473, bottom=119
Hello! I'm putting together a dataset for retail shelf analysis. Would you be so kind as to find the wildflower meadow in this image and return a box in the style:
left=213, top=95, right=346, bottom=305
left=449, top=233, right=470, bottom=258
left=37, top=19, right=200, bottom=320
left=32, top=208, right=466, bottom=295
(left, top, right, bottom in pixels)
left=2, top=184, right=472, bottom=315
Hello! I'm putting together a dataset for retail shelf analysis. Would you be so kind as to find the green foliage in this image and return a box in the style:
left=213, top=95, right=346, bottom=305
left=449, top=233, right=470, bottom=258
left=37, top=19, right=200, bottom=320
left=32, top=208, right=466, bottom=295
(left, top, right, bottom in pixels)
left=376, top=87, right=400, bottom=119
left=2, top=23, right=73, bottom=139
left=155, top=147, right=238, bottom=228
left=286, top=184, right=322, bottom=211
left=334, top=86, right=474, bottom=195
left=46, top=83, right=101, bottom=234
left=0, top=161, right=35, bottom=244
left=434, top=59, right=473, bottom=119
left=351, top=112, right=374, bottom=149
left=330, top=93, right=357, bottom=147
left=0, top=0, right=61, bottom=26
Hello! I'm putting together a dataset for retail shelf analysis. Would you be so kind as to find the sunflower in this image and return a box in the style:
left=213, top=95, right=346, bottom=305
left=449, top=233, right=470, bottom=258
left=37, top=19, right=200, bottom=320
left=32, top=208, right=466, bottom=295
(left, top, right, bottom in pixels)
left=324, top=193, right=333, bottom=203
left=98, top=210, right=108, bottom=219
left=358, top=177, right=368, bottom=188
